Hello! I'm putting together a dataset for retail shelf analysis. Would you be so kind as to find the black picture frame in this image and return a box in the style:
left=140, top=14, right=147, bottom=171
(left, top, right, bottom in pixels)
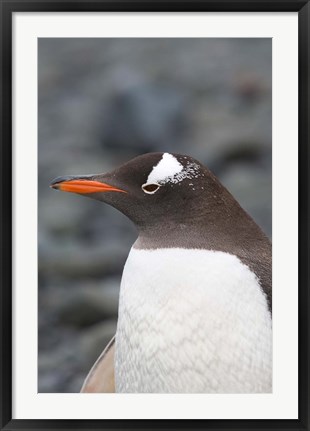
left=1, top=1, right=309, bottom=430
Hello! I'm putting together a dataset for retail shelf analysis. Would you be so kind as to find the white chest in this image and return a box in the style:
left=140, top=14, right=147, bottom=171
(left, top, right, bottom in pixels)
left=114, top=247, right=272, bottom=393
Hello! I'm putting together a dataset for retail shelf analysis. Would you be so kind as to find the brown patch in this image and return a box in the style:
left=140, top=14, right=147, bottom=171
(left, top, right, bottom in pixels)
left=80, top=336, right=116, bottom=393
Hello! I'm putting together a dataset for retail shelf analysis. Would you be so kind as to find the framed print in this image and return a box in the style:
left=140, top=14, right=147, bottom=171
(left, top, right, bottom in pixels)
left=1, top=1, right=309, bottom=430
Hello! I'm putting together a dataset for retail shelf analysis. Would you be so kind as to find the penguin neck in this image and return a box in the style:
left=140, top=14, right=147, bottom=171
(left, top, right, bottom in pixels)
left=134, top=201, right=268, bottom=254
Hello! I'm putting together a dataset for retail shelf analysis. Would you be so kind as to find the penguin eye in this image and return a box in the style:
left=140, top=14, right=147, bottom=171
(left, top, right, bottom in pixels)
left=142, top=183, right=161, bottom=194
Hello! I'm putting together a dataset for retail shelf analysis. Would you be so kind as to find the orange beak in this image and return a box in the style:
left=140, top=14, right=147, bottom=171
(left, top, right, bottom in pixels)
left=50, top=177, right=126, bottom=194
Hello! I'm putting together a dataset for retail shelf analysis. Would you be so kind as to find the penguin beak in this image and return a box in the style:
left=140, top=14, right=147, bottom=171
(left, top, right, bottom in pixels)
left=50, top=175, right=126, bottom=194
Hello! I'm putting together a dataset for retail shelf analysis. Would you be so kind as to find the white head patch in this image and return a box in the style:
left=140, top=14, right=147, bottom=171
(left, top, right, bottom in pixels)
left=146, top=153, right=200, bottom=186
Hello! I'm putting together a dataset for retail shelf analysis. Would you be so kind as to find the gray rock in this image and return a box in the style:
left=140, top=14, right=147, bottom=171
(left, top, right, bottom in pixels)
left=56, top=283, right=120, bottom=327
left=38, top=319, right=117, bottom=392
left=40, top=279, right=120, bottom=327
left=220, top=164, right=272, bottom=238
left=100, top=85, right=188, bottom=155
left=79, top=320, right=117, bottom=370
left=39, top=240, right=129, bottom=280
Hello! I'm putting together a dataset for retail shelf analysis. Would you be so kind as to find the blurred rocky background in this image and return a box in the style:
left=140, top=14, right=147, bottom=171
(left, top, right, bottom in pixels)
left=38, top=38, right=272, bottom=392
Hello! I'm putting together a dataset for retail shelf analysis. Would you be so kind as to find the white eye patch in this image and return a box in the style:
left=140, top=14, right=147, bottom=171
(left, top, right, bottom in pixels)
left=143, top=153, right=201, bottom=191
left=146, top=153, right=183, bottom=185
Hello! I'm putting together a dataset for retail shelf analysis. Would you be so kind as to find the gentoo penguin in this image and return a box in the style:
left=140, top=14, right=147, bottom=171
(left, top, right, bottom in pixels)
left=50, top=152, right=272, bottom=393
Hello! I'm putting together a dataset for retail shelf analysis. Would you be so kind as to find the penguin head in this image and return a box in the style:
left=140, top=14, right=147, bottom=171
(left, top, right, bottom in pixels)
left=50, top=152, right=220, bottom=229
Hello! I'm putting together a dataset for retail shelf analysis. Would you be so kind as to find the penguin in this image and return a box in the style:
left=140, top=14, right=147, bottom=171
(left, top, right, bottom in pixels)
left=50, top=152, right=272, bottom=393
